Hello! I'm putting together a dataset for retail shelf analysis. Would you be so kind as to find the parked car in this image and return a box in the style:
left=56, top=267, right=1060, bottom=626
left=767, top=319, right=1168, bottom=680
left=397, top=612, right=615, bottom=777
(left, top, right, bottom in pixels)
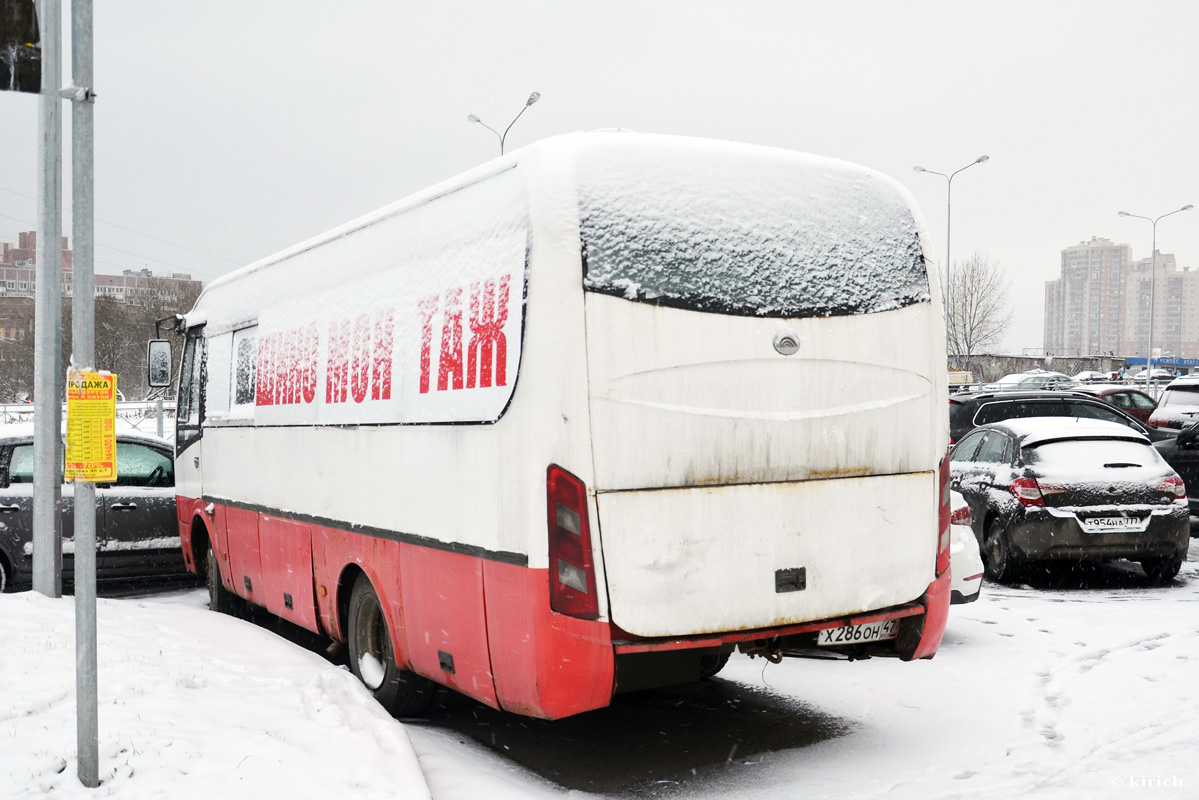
left=949, top=418, right=1189, bottom=585
left=1071, top=384, right=1158, bottom=424
left=948, top=389, right=1171, bottom=445
left=949, top=490, right=983, bottom=604
left=990, top=369, right=1074, bottom=390
left=1071, top=370, right=1115, bottom=383
left=1133, top=368, right=1175, bottom=383
left=0, top=428, right=184, bottom=592
left=1154, top=421, right=1199, bottom=529
left=1147, top=375, right=1199, bottom=432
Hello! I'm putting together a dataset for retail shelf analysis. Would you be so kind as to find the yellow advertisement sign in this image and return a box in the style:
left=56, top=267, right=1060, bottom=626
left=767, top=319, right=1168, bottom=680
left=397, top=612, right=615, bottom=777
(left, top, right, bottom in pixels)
left=65, top=370, right=118, bottom=483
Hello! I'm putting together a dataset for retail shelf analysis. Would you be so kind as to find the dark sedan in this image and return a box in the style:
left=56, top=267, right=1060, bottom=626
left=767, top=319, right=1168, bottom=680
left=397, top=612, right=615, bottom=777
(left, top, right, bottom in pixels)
left=0, top=428, right=183, bottom=592
left=950, top=418, right=1189, bottom=585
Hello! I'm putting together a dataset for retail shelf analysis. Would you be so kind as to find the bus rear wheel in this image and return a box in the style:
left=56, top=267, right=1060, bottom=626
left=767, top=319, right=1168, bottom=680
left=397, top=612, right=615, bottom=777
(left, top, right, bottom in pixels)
left=206, top=543, right=245, bottom=616
left=347, top=574, right=434, bottom=717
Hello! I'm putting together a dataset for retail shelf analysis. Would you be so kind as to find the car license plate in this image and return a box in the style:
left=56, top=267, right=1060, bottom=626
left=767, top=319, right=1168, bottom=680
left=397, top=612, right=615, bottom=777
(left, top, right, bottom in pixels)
left=817, top=619, right=899, bottom=646
left=1080, top=516, right=1147, bottom=534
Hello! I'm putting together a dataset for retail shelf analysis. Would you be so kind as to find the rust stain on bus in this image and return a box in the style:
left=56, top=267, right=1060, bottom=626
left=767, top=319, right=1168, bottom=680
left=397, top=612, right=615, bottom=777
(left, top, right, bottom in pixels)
left=808, top=465, right=873, bottom=480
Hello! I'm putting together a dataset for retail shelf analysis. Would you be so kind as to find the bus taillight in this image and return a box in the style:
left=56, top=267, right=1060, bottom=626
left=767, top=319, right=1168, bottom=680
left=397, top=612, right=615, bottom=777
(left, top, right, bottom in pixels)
left=547, top=465, right=599, bottom=620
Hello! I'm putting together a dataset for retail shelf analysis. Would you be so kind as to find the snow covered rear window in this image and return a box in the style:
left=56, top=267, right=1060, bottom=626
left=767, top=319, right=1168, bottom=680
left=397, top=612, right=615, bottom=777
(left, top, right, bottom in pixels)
left=1160, top=386, right=1199, bottom=405
left=1022, top=439, right=1159, bottom=472
left=577, top=145, right=929, bottom=318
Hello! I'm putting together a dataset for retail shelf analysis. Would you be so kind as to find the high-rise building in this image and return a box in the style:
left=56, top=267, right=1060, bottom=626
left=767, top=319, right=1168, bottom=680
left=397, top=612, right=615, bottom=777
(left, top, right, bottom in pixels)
left=1044, top=238, right=1199, bottom=359
left=1044, top=237, right=1130, bottom=356
left=1120, top=251, right=1199, bottom=358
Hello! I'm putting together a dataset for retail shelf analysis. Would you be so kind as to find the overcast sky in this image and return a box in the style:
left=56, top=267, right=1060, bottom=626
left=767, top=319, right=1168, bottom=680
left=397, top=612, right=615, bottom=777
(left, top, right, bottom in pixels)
left=1, top=0, right=1195, bottom=354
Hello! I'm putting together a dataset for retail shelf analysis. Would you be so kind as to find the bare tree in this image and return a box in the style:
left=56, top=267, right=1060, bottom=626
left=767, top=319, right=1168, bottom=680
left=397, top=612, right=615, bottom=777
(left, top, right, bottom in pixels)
left=947, top=251, right=1013, bottom=360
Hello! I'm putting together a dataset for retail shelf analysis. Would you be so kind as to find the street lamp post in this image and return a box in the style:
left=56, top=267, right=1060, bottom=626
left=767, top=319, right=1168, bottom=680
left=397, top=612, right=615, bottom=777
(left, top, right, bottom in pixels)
left=468, top=91, right=541, bottom=155
left=913, top=155, right=990, bottom=355
left=1118, top=204, right=1193, bottom=387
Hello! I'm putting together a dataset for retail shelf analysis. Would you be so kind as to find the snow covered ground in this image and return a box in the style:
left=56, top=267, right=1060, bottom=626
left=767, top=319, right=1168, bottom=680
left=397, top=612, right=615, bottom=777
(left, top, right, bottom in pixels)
left=3, top=549, right=1197, bottom=799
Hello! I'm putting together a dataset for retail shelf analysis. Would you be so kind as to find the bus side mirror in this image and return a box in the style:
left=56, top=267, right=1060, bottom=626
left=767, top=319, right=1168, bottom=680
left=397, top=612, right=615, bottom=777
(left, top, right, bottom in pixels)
left=147, top=339, right=173, bottom=388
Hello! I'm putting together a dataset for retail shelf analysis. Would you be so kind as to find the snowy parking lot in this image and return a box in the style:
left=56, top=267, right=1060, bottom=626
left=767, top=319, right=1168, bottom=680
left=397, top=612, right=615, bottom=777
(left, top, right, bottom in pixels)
left=3, top=548, right=1198, bottom=799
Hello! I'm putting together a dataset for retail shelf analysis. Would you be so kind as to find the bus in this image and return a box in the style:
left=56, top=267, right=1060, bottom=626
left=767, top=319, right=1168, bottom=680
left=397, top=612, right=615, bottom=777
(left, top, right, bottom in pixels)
left=172, top=132, right=951, bottom=719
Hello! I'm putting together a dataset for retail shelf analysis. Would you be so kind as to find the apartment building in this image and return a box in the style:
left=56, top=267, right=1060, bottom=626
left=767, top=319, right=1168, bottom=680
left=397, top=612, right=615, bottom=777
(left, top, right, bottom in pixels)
left=1045, top=237, right=1199, bottom=358
left=1, top=230, right=202, bottom=304
left=1043, top=237, right=1130, bottom=356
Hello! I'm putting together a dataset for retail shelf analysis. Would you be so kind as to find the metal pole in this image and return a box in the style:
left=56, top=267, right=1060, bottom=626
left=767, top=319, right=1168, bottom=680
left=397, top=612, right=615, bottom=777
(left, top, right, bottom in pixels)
left=944, top=176, right=953, bottom=353
left=1148, top=222, right=1157, bottom=389
left=70, top=0, right=98, bottom=785
left=33, top=0, right=64, bottom=598
left=912, top=156, right=988, bottom=363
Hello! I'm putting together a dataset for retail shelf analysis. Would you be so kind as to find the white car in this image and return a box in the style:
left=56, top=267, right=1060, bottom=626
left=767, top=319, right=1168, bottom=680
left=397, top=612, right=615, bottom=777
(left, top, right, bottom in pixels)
left=950, top=490, right=983, bottom=604
left=1133, top=368, right=1174, bottom=382
left=991, top=369, right=1073, bottom=390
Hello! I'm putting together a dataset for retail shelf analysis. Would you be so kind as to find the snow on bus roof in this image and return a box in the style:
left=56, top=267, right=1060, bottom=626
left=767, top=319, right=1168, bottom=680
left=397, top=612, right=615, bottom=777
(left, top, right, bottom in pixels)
left=187, top=131, right=933, bottom=330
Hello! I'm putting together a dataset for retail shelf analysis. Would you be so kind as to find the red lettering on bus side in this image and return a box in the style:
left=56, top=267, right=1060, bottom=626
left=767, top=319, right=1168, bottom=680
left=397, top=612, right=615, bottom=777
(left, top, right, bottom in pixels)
left=467, top=275, right=510, bottom=389
left=418, top=295, right=438, bottom=394
left=350, top=314, right=371, bottom=403
left=256, top=334, right=274, bottom=406
left=372, top=309, right=394, bottom=401
left=282, top=332, right=295, bottom=405
left=438, top=288, right=464, bottom=392
left=302, top=324, right=318, bottom=404
left=327, top=319, right=350, bottom=404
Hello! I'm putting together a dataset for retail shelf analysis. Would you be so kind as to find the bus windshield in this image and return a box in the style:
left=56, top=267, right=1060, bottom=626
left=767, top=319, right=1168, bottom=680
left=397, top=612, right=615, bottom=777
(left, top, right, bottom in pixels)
left=578, top=143, right=929, bottom=318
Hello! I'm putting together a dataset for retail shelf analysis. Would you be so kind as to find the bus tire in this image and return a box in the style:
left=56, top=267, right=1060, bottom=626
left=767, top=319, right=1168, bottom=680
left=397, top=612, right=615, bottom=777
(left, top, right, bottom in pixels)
left=698, top=651, right=731, bottom=679
left=206, top=542, right=245, bottom=616
left=347, top=574, right=434, bottom=717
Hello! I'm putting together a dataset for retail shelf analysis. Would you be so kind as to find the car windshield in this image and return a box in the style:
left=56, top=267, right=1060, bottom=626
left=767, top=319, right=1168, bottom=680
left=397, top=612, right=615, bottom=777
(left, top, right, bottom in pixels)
left=577, top=144, right=929, bottom=318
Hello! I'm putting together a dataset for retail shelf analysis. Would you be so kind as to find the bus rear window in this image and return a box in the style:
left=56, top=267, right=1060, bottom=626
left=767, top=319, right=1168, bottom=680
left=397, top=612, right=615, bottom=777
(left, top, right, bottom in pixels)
left=578, top=143, right=929, bottom=318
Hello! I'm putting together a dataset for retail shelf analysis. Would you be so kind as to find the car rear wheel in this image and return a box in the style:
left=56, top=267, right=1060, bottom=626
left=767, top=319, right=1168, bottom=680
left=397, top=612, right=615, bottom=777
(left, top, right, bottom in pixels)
left=206, top=542, right=245, bottom=616
left=0, top=556, right=8, bottom=593
left=984, top=518, right=1021, bottom=583
left=1140, top=556, right=1183, bottom=585
left=347, top=574, right=434, bottom=717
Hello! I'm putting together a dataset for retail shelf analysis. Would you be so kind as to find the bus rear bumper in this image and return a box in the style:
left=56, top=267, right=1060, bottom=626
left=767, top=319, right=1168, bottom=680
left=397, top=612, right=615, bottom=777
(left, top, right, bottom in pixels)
left=609, top=573, right=950, bottom=664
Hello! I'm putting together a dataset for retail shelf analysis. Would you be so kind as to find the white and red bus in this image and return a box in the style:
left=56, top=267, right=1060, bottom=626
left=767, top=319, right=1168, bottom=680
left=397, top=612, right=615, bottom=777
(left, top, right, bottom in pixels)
left=172, top=132, right=951, bottom=719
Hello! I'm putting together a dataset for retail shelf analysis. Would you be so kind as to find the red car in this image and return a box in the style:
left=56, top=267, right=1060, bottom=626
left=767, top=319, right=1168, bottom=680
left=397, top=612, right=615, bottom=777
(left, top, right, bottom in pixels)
left=1071, top=384, right=1158, bottom=424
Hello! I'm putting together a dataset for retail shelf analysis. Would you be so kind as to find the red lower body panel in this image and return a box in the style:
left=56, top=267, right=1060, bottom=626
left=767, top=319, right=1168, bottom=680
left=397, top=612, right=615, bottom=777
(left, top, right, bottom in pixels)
left=183, top=495, right=942, bottom=720
left=483, top=561, right=615, bottom=719
left=906, top=569, right=951, bottom=660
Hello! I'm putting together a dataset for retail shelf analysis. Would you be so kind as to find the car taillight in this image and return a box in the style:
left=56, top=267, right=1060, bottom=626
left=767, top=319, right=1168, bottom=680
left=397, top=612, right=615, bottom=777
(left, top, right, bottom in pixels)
left=1158, top=474, right=1187, bottom=499
left=949, top=503, right=971, bottom=527
left=547, top=465, right=599, bottom=620
left=937, top=454, right=951, bottom=575
left=1010, top=477, right=1064, bottom=507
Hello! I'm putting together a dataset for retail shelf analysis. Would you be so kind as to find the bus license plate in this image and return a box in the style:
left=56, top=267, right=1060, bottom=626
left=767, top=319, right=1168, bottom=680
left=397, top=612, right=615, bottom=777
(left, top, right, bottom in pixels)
left=817, top=619, right=899, bottom=646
